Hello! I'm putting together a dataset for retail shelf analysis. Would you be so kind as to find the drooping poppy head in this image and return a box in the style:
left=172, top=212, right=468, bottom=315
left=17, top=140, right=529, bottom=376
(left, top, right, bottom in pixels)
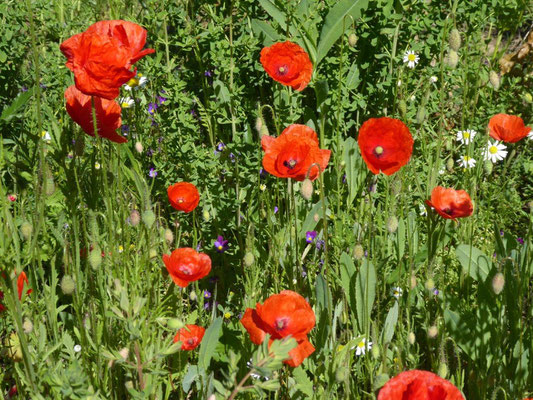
left=17, top=271, right=32, bottom=300
left=260, top=41, right=313, bottom=91
left=162, top=248, right=211, bottom=288
left=488, top=113, right=531, bottom=143
left=64, top=85, right=125, bottom=143
left=60, top=20, right=155, bottom=99
left=261, top=124, right=330, bottom=181
left=240, top=290, right=316, bottom=367
left=378, top=370, right=464, bottom=400
left=173, top=324, right=205, bottom=351
left=167, top=182, right=200, bottom=213
left=426, top=186, right=473, bottom=221
left=357, top=117, right=414, bottom=176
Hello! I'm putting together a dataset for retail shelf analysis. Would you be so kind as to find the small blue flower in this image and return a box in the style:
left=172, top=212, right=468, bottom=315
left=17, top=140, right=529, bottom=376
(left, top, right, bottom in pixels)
left=274, top=206, right=279, bottom=214
left=148, top=168, right=157, bottom=178
left=306, top=231, right=317, bottom=244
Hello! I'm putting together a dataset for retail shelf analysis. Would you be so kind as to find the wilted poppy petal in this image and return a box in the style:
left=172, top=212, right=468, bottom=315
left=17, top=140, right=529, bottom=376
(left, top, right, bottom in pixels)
left=240, top=308, right=267, bottom=345
left=427, top=186, right=473, bottom=221
left=17, top=272, right=29, bottom=300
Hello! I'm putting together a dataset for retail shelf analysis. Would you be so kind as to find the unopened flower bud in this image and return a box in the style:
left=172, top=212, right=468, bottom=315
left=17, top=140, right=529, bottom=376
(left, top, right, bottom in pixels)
left=416, top=107, right=426, bottom=124
left=438, top=362, right=448, bottom=378
left=446, top=158, right=454, bottom=172
left=348, top=33, right=358, bottom=48
left=119, top=347, right=130, bottom=360
left=259, top=124, right=269, bottom=138
left=386, top=216, right=399, bottom=233
left=89, top=246, right=102, bottom=270
left=425, top=278, right=435, bottom=291
left=244, top=252, right=255, bottom=267
left=483, top=159, right=493, bottom=175
left=135, top=142, right=143, bottom=153
left=129, top=210, right=141, bottom=226
left=189, top=291, right=197, bottom=301
left=300, top=179, right=313, bottom=200
left=203, top=209, right=210, bottom=221
left=492, top=272, right=505, bottom=295
left=313, top=213, right=320, bottom=222
left=353, top=244, right=365, bottom=260
left=164, top=229, right=173, bottom=244
left=149, top=248, right=157, bottom=259
left=255, top=116, right=263, bottom=133
left=74, top=136, right=85, bottom=156
left=335, top=366, right=348, bottom=383
left=398, top=100, right=407, bottom=118
left=23, top=319, right=33, bottom=334
left=60, top=275, right=76, bottom=295
left=445, top=50, right=459, bottom=68
left=371, top=344, right=380, bottom=358
left=20, top=221, right=33, bottom=240
left=448, top=29, right=461, bottom=51
left=408, top=332, right=416, bottom=345
left=142, top=210, right=156, bottom=228
left=524, top=93, right=533, bottom=103
left=428, top=325, right=438, bottom=338
left=410, top=274, right=417, bottom=289
left=445, top=138, right=453, bottom=151
left=489, top=71, right=500, bottom=90
left=167, top=318, right=185, bottom=330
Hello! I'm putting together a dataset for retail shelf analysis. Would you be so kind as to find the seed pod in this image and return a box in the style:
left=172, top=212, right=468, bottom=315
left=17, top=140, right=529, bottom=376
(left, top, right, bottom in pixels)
left=448, top=29, right=461, bottom=51
left=428, top=325, right=438, bottom=338
left=386, top=216, right=399, bottom=233
left=438, top=362, right=449, bottom=378
left=164, top=229, right=174, bottom=243
left=300, top=179, right=313, bottom=200
left=445, top=50, right=459, bottom=68
left=398, top=100, right=407, bottom=118
left=142, top=210, right=156, bottom=228
left=483, top=159, right=493, bottom=175
left=244, top=252, right=255, bottom=267
left=129, top=210, right=141, bottom=226
left=492, top=272, right=505, bottom=295
left=60, top=275, right=76, bottom=295
left=20, top=221, right=33, bottom=240
left=353, top=244, right=365, bottom=260
left=348, top=33, right=358, bottom=48
left=89, top=246, right=102, bottom=270
left=489, top=71, right=500, bottom=90
left=135, top=142, right=143, bottom=153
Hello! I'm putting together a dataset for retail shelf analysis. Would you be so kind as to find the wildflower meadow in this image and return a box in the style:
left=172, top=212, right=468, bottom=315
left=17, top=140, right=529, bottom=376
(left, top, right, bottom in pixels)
left=1, top=0, right=533, bottom=398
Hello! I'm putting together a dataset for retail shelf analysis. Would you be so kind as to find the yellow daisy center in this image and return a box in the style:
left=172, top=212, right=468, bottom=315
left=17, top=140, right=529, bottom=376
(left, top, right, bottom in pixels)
left=489, top=146, right=498, bottom=154
left=127, top=77, right=140, bottom=87
left=462, top=132, right=470, bottom=139
left=357, top=341, right=365, bottom=348
left=408, top=54, right=416, bottom=61
left=464, top=156, right=472, bottom=161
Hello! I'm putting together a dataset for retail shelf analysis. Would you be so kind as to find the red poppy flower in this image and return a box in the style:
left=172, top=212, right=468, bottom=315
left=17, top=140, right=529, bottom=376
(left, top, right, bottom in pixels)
left=240, top=290, right=316, bottom=367
left=173, top=324, right=205, bottom=351
left=65, top=85, right=125, bottom=143
left=17, top=272, right=32, bottom=300
left=260, top=41, right=313, bottom=91
left=261, top=124, right=330, bottom=181
left=60, top=20, right=155, bottom=99
left=162, top=248, right=211, bottom=288
left=488, top=113, right=531, bottom=143
left=378, top=370, right=464, bottom=400
left=426, top=186, right=473, bottom=221
left=357, top=117, right=414, bottom=175
left=167, top=182, right=200, bottom=213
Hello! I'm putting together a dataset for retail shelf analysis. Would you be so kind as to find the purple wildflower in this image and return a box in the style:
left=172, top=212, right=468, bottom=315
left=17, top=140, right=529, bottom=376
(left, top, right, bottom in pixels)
left=217, top=142, right=226, bottom=152
left=146, top=148, right=154, bottom=157
left=316, top=239, right=325, bottom=250
left=148, top=168, right=157, bottom=178
left=20, top=86, right=28, bottom=92
left=204, top=70, right=213, bottom=77
left=229, top=153, right=235, bottom=163
left=190, top=109, right=197, bottom=117
left=214, top=235, right=229, bottom=253
left=204, top=290, right=212, bottom=299
left=121, top=124, right=130, bottom=134
left=274, top=206, right=279, bottom=214
left=433, top=288, right=439, bottom=296
left=342, top=174, right=347, bottom=184
left=517, top=237, right=524, bottom=245
left=196, top=241, right=202, bottom=252
left=203, top=302, right=210, bottom=310
left=148, top=102, right=158, bottom=115
left=259, top=168, right=267, bottom=178
left=157, top=95, right=167, bottom=105
left=306, top=231, right=317, bottom=244
left=500, top=229, right=504, bottom=236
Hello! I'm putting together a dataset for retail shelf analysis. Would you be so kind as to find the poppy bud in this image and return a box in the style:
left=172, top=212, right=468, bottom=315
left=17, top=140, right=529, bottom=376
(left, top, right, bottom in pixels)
left=135, top=141, right=143, bottom=153
left=203, top=209, right=210, bottom=221
left=255, top=116, right=263, bottom=134
left=244, top=252, right=255, bottom=267
left=489, top=71, right=500, bottom=90
left=408, top=332, right=416, bottom=345
left=45, top=177, right=56, bottom=196
left=60, top=275, right=76, bottom=295
left=300, top=178, right=313, bottom=200
left=189, top=290, right=197, bottom=301
left=20, top=221, right=33, bottom=240
left=446, top=158, right=454, bottom=172
left=23, top=318, right=33, bottom=334
left=353, top=244, right=365, bottom=259
left=397, top=100, right=407, bottom=118
left=259, top=124, right=269, bottom=138
left=445, top=50, right=459, bottom=68
left=164, top=229, right=174, bottom=243
left=438, top=362, right=449, bottom=378
left=492, top=272, right=505, bottom=295
left=89, top=246, right=102, bottom=270
left=119, top=347, right=130, bottom=360
left=428, top=325, right=438, bottom=338
left=129, top=210, right=141, bottom=226
left=483, top=159, right=493, bottom=175
left=448, top=28, right=461, bottom=51
left=167, top=318, right=185, bottom=330
left=445, top=138, right=453, bottom=151
left=410, top=274, right=417, bottom=289
left=386, top=216, right=399, bottom=233
left=335, top=366, right=348, bottom=383
left=348, top=33, right=358, bottom=48
left=371, top=343, right=380, bottom=358
left=149, top=248, right=157, bottom=258
left=142, top=210, right=156, bottom=228
left=373, top=373, right=390, bottom=391
left=416, top=107, right=426, bottom=124
left=425, top=278, right=435, bottom=291
left=524, top=93, right=533, bottom=103
left=125, top=381, right=134, bottom=390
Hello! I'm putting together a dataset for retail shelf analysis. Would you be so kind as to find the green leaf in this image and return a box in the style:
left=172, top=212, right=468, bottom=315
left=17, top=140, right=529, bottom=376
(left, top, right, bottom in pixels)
left=251, top=19, right=280, bottom=45
left=258, top=0, right=287, bottom=30
left=455, top=244, right=491, bottom=282
left=382, top=301, right=398, bottom=343
left=342, top=137, right=363, bottom=205
left=182, top=365, right=199, bottom=393
left=1, top=87, right=34, bottom=122
left=316, top=0, right=369, bottom=63
left=345, top=61, right=360, bottom=90
left=339, top=252, right=356, bottom=310
left=355, top=259, right=376, bottom=332
left=198, top=317, right=223, bottom=370
left=292, top=366, right=314, bottom=397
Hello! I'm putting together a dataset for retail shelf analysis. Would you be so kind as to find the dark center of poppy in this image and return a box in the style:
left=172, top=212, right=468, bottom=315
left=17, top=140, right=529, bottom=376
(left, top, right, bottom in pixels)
left=443, top=208, right=454, bottom=216
left=278, top=65, right=288, bottom=76
left=187, top=338, right=196, bottom=345
left=373, top=146, right=384, bottom=157
left=283, top=159, right=297, bottom=169
left=275, top=317, right=289, bottom=331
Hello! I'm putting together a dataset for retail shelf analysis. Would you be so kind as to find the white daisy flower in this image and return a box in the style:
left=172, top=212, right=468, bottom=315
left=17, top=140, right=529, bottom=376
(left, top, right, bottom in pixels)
left=430, top=76, right=438, bottom=83
left=391, top=287, right=403, bottom=299
left=123, top=73, right=148, bottom=91
left=456, top=129, right=477, bottom=145
left=73, top=344, right=82, bottom=353
left=419, top=204, right=428, bottom=216
left=438, top=168, right=445, bottom=175
left=259, top=184, right=266, bottom=192
left=353, top=337, right=372, bottom=356
left=457, top=155, right=476, bottom=169
left=397, top=80, right=402, bottom=87
left=484, top=141, right=507, bottom=163
left=94, top=162, right=101, bottom=170
left=41, top=130, right=51, bottom=142
left=119, top=97, right=135, bottom=109
left=528, top=131, right=533, bottom=140
left=403, top=50, right=419, bottom=68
